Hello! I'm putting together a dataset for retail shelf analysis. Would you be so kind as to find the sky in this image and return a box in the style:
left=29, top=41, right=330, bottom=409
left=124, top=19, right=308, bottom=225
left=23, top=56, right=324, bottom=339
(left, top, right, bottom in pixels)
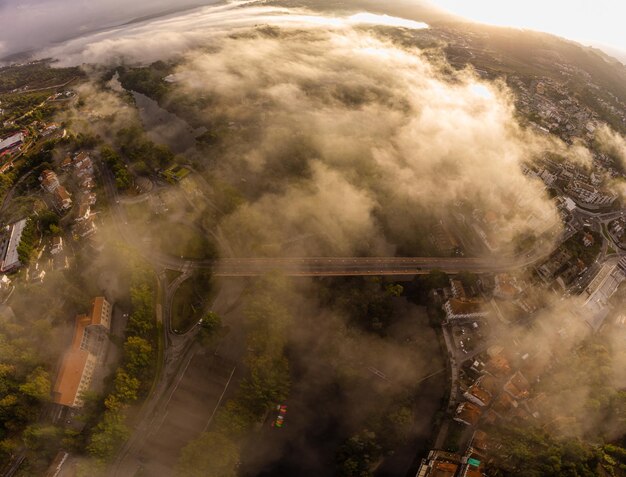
left=428, top=0, right=626, bottom=56
left=0, top=0, right=625, bottom=61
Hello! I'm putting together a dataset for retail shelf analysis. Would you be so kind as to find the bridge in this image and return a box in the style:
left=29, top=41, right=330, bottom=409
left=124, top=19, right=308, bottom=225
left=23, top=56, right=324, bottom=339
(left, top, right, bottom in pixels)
left=196, top=256, right=523, bottom=276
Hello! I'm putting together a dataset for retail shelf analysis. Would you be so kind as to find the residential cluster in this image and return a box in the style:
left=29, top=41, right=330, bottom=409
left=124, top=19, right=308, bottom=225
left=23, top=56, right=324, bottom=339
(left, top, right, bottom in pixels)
left=419, top=237, right=625, bottom=474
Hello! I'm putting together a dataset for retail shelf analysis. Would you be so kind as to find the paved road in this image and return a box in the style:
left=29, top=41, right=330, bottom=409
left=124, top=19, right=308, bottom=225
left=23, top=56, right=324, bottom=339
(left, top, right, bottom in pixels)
left=208, top=256, right=525, bottom=276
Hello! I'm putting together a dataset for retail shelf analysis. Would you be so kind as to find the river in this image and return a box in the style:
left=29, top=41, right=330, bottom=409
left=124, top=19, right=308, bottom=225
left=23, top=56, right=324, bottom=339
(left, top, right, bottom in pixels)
left=108, top=72, right=205, bottom=155
left=131, top=91, right=206, bottom=155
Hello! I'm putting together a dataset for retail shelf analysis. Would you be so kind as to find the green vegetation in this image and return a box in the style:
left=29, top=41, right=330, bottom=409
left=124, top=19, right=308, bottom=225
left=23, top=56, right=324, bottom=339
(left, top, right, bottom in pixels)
left=161, top=164, right=190, bottom=184
left=177, top=431, right=238, bottom=477
left=0, top=288, right=73, bottom=467
left=177, top=276, right=295, bottom=476
left=117, top=63, right=172, bottom=103
left=0, top=91, right=50, bottom=119
left=561, top=230, right=602, bottom=267
left=197, top=311, right=223, bottom=346
left=171, top=271, right=213, bottom=332
left=336, top=430, right=382, bottom=477
left=87, top=261, right=157, bottom=463
left=116, top=126, right=174, bottom=170
left=317, top=277, right=402, bottom=334
left=156, top=221, right=216, bottom=260
left=37, top=210, right=60, bottom=236
left=403, top=270, right=449, bottom=324
left=101, top=145, right=133, bottom=190
left=16, top=217, right=38, bottom=265
left=487, top=333, right=626, bottom=476
left=486, top=425, right=602, bottom=477
left=0, top=61, right=81, bottom=94
left=71, top=132, right=101, bottom=150
left=336, top=395, right=418, bottom=477
left=442, top=421, right=465, bottom=453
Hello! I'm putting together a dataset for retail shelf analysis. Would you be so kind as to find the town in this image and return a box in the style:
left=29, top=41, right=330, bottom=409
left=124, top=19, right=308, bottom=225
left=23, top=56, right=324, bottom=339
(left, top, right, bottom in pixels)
left=0, top=9, right=625, bottom=477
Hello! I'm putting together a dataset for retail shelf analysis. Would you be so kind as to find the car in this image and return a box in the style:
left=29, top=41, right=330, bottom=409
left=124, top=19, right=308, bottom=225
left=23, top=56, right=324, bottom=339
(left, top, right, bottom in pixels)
left=272, top=404, right=288, bottom=428
left=272, top=415, right=285, bottom=428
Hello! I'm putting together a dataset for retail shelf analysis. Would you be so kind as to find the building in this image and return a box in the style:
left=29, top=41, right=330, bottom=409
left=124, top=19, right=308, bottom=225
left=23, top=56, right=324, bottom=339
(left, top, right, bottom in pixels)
left=493, top=274, right=520, bottom=300
left=582, top=233, right=594, bottom=247
left=443, top=299, right=488, bottom=322
left=41, top=123, right=61, bottom=138
left=39, top=169, right=60, bottom=193
left=51, top=236, right=63, bottom=255
left=450, top=279, right=467, bottom=299
left=463, top=376, right=496, bottom=407
left=0, top=274, right=11, bottom=290
left=454, top=401, right=482, bottom=426
left=74, top=152, right=93, bottom=175
left=0, top=132, right=24, bottom=154
left=416, top=450, right=461, bottom=477
left=73, top=216, right=97, bottom=238
left=53, top=186, right=72, bottom=211
left=503, top=371, right=530, bottom=400
left=0, top=219, right=28, bottom=273
left=52, top=297, right=112, bottom=408
left=566, top=181, right=617, bottom=208
left=75, top=202, right=91, bottom=222
left=458, top=454, right=485, bottom=477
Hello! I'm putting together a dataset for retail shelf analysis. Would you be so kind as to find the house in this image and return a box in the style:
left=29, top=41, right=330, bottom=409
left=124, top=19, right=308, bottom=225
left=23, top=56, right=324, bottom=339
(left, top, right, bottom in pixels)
left=443, top=299, right=488, bottom=322
left=53, top=186, right=72, bottom=211
left=52, top=297, right=112, bottom=408
left=61, top=155, right=73, bottom=169
left=416, top=450, right=462, bottom=477
left=73, top=216, right=97, bottom=238
left=83, top=192, right=97, bottom=206
left=469, top=430, right=489, bottom=453
left=491, top=392, right=518, bottom=416
left=485, top=353, right=511, bottom=377
left=41, top=123, right=60, bottom=137
left=463, top=376, right=496, bottom=407
left=75, top=202, right=91, bottom=222
left=51, top=236, right=63, bottom=255
left=504, top=371, right=530, bottom=400
left=39, top=169, right=60, bottom=193
left=74, top=152, right=93, bottom=179
left=454, top=401, right=482, bottom=426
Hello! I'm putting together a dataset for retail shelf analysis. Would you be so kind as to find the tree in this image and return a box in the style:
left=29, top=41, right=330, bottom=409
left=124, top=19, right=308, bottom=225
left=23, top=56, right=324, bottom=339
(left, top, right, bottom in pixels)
left=17, top=218, right=38, bottom=265
left=385, top=284, right=404, bottom=297
left=177, top=432, right=239, bottom=477
left=87, top=410, right=129, bottom=460
left=457, top=271, right=479, bottom=290
left=202, top=312, right=222, bottom=333
left=112, top=369, right=140, bottom=404
left=37, top=211, right=59, bottom=235
left=19, top=368, right=51, bottom=402
left=123, top=336, right=152, bottom=377
left=336, top=431, right=382, bottom=477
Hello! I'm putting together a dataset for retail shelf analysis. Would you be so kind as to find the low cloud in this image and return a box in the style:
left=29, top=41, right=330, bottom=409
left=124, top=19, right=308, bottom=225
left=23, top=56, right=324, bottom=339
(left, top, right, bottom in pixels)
left=597, top=124, right=626, bottom=168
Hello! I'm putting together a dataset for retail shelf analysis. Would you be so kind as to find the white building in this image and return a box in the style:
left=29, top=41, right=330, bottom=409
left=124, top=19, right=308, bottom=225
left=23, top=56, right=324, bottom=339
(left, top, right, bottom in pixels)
left=0, top=219, right=27, bottom=273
